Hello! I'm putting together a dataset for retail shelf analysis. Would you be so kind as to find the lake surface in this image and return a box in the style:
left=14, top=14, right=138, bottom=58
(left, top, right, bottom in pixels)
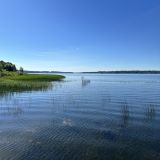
left=0, top=74, right=160, bottom=160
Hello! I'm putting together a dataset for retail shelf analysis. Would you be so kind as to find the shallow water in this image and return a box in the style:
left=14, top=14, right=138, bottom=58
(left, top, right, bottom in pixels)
left=0, top=74, right=160, bottom=160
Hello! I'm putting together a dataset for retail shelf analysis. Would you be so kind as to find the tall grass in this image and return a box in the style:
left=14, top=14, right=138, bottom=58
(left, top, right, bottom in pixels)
left=0, top=71, right=18, bottom=77
left=1, top=74, right=65, bottom=81
left=0, top=73, right=65, bottom=93
left=0, top=80, right=53, bottom=92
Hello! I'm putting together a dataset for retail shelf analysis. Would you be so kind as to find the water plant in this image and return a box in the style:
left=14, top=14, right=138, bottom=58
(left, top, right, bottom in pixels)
left=0, top=72, right=65, bottom=93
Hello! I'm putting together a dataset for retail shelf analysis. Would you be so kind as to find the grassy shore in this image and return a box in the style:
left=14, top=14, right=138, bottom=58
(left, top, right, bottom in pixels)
left=4, top=74, right=65, bottom=81
left=0, top=72, right=65, bottom=92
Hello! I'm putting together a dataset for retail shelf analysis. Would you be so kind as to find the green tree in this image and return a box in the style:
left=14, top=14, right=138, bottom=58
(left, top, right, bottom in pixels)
left=19, top=67, right=24, bottom=75
left=0, top=61, right=17, bottom=71
left=0, top=63, right=2, bottom=71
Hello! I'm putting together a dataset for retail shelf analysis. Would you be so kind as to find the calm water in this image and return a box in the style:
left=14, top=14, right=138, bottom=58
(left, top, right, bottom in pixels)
left=0, top=74, right=160, bottom=160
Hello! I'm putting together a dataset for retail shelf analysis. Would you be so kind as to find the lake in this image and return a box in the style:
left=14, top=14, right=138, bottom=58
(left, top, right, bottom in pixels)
left=0, top=74, right=160, bottom=160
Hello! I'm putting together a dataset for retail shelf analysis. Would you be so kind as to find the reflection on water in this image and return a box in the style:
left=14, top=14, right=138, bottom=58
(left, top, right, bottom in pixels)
left=145, top=104, right=156, bottom=122
left=0, top=74, right=160, bottom=160
left=0, top=106, right=24, bottom=116
left=81, top=76, right=91, bottom=87
left=0, top=91, right=15, bottom=99
left=121, top=102, right=130, bottom=128
left=63, top=118, right=73, bottom=127
left=0, top=81, right=53, bottom=99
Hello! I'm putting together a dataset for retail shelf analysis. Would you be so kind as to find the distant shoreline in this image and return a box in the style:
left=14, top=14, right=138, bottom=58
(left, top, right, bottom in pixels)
left=25, top=71, right=73, bottom=74
left=81, top=71, right=160, bottom=74
left=25, top=70, right=160, bottom=74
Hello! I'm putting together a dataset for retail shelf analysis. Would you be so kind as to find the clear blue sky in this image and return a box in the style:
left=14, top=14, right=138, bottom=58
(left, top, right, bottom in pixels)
left=0, top=0, right=160, bottom=71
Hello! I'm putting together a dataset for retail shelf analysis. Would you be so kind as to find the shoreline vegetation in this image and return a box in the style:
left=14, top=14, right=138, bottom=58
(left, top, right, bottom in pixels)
left=0, top=61, right=65, bottom=92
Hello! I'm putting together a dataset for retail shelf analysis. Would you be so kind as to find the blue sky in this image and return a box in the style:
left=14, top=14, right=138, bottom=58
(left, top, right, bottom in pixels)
left=0, top=0, right=160, bottom=71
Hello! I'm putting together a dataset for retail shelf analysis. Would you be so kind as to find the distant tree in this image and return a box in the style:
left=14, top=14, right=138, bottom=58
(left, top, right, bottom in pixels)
left=0, top=61, right=5, bottom=70
left=0, top=63, right=2, bottom=71
left=19, top=67, right=24, bottom=75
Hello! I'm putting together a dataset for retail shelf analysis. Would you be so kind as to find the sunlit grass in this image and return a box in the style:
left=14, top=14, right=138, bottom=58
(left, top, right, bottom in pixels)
left=1, top=73, right=65, bottom=81
left=0, top=73, right=65, bottom=92
left=0, top=80, right=53, bottom=92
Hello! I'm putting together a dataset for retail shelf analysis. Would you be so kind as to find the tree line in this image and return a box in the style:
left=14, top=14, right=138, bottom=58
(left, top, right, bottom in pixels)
left=0, top=60, right=24, bottom=77
left=0, top=60, right=17, bottom=72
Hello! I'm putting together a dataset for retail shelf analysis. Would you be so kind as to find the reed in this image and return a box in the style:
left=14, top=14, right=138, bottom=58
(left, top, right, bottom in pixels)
left=0, top=73, right=65, bottom=92
left=0, top=80, right=52, bottom=92
left=1, top=74, right=65, bottom=81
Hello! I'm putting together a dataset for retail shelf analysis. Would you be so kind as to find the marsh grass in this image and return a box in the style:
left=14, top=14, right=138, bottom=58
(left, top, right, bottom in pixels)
left=0, top=71, right=18, bottom=77
left=0, top=73, right=65, bottom=93
left=2, top=74, right=65, bottom=81
left=0, top=80, right=53, bottom=92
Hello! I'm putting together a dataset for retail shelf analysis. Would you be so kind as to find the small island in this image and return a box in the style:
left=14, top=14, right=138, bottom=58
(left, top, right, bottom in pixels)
left=0, top=60, right=65, bottom=92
